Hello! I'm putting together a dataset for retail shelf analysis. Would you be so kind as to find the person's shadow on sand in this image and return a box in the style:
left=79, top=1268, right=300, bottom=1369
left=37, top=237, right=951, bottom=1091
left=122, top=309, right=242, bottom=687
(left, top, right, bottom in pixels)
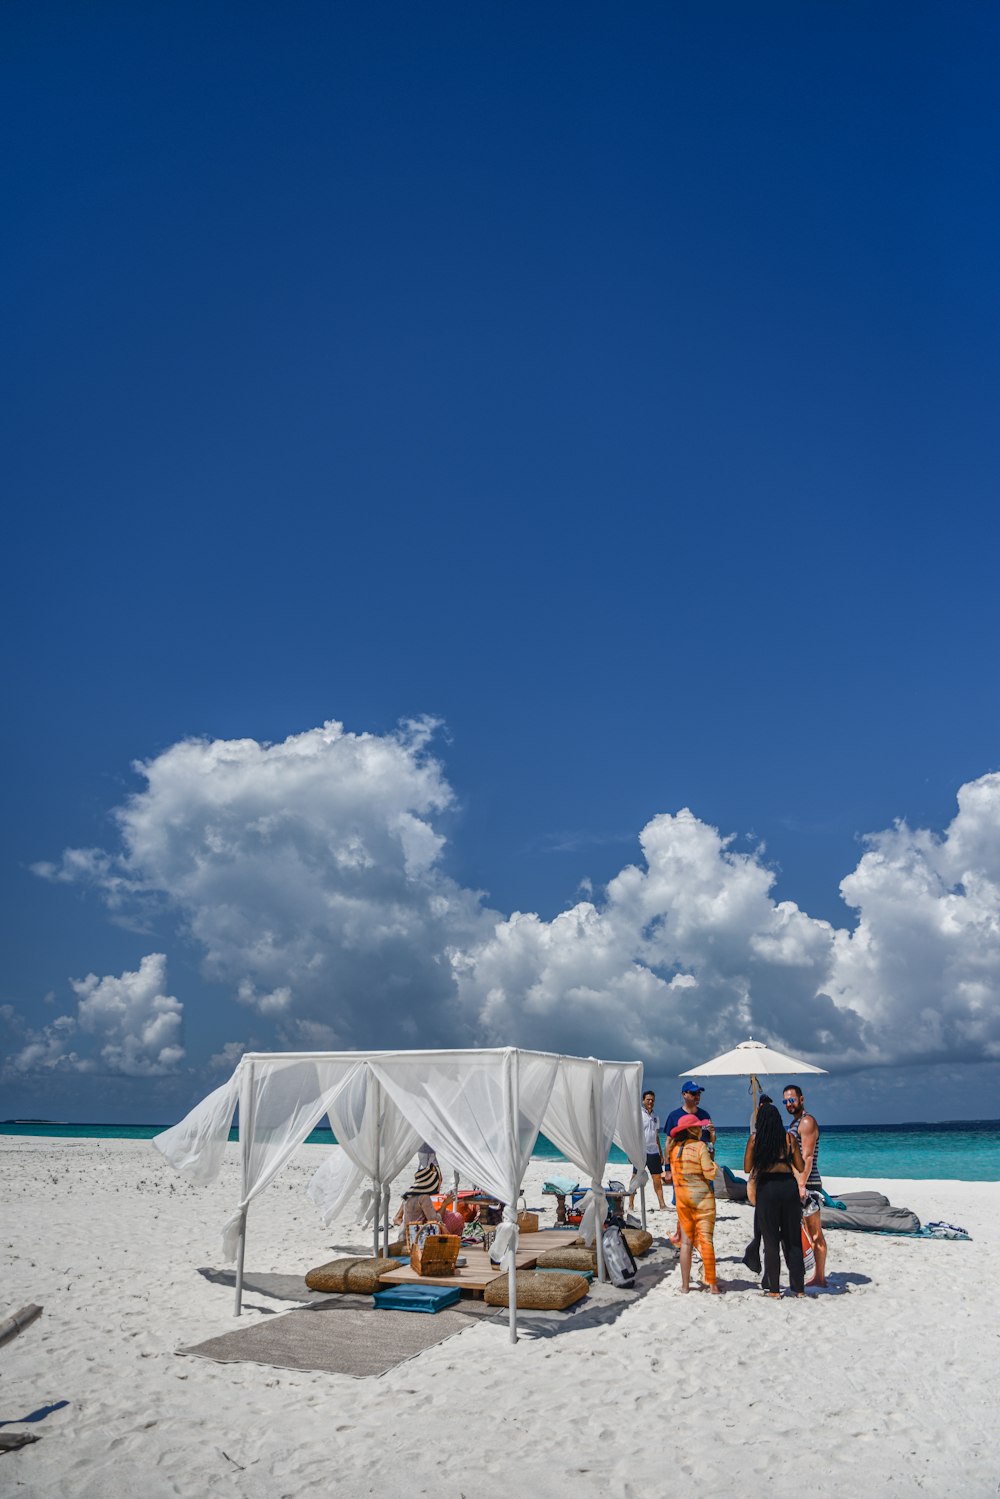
left=717, top=1264, right=871, bottom=1295
left=0, top=1401, right=70, bottom=1428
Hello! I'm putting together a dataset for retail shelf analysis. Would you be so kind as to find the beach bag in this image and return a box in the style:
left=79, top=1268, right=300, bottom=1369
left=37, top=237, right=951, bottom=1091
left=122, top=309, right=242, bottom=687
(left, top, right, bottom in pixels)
left=802, top=1225, right=816, bottom=1284
left=601, top=1224, right=637, bottom=1288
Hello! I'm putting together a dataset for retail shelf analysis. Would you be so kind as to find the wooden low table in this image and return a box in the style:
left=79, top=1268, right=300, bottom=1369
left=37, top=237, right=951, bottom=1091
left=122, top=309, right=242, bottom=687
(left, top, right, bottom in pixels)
left=378, top=1229, right=582, bottom=1298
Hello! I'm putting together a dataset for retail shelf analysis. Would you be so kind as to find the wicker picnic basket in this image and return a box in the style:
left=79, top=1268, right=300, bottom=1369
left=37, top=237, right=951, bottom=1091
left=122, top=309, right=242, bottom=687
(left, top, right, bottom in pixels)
left=406, top=1223, right=461, bottom=1276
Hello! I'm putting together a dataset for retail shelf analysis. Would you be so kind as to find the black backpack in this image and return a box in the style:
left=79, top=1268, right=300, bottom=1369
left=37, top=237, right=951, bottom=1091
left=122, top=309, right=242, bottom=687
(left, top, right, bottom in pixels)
left=601, top=1223, right=638, bottom=1287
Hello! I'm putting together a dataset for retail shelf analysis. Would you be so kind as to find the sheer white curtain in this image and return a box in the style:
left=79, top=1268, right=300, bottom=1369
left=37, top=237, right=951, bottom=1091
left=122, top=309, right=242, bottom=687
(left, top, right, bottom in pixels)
left=221, top=1055, right=362, bottom=1259
left=611, top=1061, right=646, bottom=1178
left=306, top=1062, right=421, bottom=1253
left=369, top=1049, right=560, bottom=1271
left=153, top=1073, right=241, bottom=1184
left=541, top=1057, right=628, bottom=1278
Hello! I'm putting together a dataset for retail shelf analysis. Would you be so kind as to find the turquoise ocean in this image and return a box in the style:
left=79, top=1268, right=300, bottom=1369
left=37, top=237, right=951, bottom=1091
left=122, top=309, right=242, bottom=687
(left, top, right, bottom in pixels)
left=3, top=1119, right=999, bottom=1180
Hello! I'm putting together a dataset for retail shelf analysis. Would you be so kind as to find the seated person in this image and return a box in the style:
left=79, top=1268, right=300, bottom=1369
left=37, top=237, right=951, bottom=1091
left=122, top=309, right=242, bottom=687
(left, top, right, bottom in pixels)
left=393, top=1164, right=464, bottom=1244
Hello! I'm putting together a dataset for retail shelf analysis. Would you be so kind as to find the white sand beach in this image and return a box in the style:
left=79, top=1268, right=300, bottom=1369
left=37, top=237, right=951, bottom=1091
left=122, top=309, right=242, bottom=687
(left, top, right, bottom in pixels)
left=2, top=1136, right=997, bottom=1499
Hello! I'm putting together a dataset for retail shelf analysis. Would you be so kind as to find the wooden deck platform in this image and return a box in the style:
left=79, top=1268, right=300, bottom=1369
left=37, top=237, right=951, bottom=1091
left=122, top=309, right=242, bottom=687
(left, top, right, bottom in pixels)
left=378, top=1229, right=583, bottom=1296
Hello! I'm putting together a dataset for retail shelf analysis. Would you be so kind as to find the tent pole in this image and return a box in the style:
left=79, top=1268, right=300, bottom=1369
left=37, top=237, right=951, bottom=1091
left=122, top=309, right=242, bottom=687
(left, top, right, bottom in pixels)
left=640, top=1180, right=647, bottom=1230
left=505, top=1048, right=519, bottom=1345
left=371, top=1073, right=382, bottom=1259
left=234, top=1059, right=256, bottom=1317
left=382, top=1190, right=390, bottom=1257
left=234, top=1208, right=248, bottom=1316
left=590, top=1060, right=606, bottom=1284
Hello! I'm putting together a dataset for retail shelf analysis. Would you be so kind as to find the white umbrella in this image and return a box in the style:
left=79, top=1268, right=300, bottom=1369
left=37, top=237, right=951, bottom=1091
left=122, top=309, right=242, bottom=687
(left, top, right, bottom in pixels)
left=680, top=1037, right=826, bottom=1118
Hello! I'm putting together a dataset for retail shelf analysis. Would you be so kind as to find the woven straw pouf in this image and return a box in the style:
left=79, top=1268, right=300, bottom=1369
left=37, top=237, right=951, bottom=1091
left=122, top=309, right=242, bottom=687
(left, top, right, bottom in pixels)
left=304, top=1257, right=398, bottom=1294
left=483, top=1269, right=588, bottom=1310
left=532, top=1245, right=598, bottom=1273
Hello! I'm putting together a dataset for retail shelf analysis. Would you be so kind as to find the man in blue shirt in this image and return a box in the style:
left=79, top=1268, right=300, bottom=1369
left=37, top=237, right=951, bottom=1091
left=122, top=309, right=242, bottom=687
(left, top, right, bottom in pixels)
left=664, top=1081, right=715, bottom=1148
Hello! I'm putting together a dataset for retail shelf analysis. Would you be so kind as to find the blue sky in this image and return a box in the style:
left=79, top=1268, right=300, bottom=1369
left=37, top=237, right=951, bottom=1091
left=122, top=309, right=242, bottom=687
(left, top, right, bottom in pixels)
left=3, top=2, right=1000, bottom=1125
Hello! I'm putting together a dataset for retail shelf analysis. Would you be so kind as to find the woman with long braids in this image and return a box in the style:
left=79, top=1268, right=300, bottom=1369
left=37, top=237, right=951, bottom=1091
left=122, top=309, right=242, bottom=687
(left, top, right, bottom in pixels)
left=744, top=1099, right=807, bottom=1297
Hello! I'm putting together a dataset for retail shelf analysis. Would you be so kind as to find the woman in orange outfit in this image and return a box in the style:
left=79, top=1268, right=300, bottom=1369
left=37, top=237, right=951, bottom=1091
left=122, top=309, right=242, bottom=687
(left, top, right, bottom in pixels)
left=668, top=1113, right=720, bottom=1293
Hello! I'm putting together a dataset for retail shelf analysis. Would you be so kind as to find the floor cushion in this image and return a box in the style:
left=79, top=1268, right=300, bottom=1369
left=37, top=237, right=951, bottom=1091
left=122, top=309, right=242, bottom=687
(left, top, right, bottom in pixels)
left=304, top=1257, right=398, bottom=1293
left=483, top=1269, right=589, bottom=1310
left=372, top=1284, right=461, bottom=1313
left=533, top=1246, right=598, bottom=1273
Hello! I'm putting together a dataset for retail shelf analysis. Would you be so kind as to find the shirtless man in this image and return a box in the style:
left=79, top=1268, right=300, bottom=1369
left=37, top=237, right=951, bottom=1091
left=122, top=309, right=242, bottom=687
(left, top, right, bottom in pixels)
left=783, top=1084, right=828, bottom=1287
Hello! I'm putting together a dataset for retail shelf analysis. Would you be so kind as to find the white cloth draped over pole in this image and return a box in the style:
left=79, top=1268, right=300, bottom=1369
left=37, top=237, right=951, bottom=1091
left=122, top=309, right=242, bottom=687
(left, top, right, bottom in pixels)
left=308, top=1064, right=421, bottom=1253
left=608, top=1067, right=648, bottom=1229
left=538, top=1056, right=641, bottom=1283
left=152, top=1073, right=242, bottom=1184
left=155, top=1055, right=362, bottom=1314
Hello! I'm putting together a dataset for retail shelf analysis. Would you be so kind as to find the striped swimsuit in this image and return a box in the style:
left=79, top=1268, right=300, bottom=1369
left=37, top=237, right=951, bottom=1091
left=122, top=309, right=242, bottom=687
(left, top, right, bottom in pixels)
left=787, top=1114, right=823, bottom=1214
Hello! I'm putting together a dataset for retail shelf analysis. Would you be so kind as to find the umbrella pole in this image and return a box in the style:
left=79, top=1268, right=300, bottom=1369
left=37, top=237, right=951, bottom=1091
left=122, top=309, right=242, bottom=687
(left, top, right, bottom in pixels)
left=750, top=1074, right=760, bottom=1123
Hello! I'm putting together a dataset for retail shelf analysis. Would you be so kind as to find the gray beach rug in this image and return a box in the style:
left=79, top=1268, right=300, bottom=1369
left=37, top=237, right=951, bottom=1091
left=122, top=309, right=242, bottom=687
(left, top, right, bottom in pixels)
left=179, top=1295, right=500, bottom=1379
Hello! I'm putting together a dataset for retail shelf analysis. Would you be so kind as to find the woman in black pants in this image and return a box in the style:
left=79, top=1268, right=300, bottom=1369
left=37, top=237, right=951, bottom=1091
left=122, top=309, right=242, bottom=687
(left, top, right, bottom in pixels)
left=744, top=1100, right=807, bottom=1298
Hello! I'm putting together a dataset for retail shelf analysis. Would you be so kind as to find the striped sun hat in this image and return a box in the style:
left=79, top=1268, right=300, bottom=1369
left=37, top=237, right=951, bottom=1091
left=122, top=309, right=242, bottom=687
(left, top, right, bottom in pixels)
left=409, top=1163, right=442, bottom=1194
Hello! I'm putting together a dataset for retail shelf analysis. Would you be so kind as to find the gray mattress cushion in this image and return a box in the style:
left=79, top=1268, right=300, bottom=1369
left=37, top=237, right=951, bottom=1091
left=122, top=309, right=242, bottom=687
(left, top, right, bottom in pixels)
left=820, top=1191, right=920, bottom=1234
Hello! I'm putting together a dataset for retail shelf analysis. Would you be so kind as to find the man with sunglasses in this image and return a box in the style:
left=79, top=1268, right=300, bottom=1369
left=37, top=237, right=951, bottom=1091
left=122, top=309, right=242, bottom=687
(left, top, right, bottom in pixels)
left=783, top=1084, right=828, bottom=1287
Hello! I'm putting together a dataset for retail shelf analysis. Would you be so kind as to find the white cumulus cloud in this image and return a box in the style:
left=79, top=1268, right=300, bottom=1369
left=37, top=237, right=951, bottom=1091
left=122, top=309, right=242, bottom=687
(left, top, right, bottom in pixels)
left=3, top=954, right=184, bottom=1076
left=37, top=719, right=493, bottom=1050
left=33, top=717, right=1000, bottom=1075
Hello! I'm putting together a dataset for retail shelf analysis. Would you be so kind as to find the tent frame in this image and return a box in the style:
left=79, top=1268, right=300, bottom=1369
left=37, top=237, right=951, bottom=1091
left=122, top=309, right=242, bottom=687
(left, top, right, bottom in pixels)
left=180, top=1045, right=645, bottom=1345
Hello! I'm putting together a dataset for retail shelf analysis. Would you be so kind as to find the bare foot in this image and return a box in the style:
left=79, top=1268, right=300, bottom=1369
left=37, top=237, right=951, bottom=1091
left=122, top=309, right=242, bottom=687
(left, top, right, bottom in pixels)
left=708, top=1284, right=721, bottom=1295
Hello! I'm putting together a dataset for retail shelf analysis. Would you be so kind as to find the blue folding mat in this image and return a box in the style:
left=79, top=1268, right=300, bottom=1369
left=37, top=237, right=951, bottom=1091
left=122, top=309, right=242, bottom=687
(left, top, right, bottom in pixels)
left=373, top=1284, right=462, bottom=1314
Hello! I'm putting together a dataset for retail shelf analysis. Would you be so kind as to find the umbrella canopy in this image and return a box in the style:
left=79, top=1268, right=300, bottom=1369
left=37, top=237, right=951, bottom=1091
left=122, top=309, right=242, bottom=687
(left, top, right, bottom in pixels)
left=681, top=1038, right=827, bottom=1079
left=680, top=1037, right=826, bottom=1116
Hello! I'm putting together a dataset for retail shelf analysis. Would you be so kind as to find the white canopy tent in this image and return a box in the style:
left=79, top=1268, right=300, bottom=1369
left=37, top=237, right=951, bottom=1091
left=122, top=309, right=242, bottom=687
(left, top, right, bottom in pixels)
left=154, top=1047, right=646, bottom=1344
